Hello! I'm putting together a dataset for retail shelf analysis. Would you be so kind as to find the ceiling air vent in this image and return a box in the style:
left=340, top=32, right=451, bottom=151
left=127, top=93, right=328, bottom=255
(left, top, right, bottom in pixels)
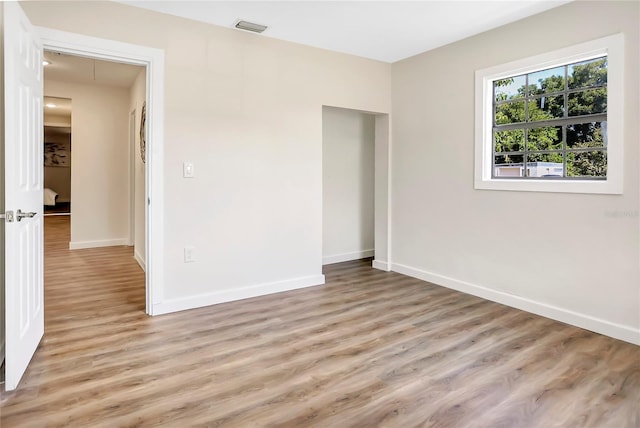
left=234, top=20, right=268, bottom=34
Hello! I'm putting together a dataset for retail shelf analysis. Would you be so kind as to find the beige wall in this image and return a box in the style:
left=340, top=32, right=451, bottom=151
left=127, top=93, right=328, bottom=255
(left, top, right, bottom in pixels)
left=44, top=167, right=71, bottom=203
left=129, top=68, right=146, bottom=269
left=22, top=1, right=391, bottom=308
left=391, top=1, right=639, bottom=343
left=322, top=107, right=375, bottom=264
left=8, top=0, right=637, bottom=345
left=45, top=79, right=131, bottom=248
left=44, top=113, right=70, bottom=127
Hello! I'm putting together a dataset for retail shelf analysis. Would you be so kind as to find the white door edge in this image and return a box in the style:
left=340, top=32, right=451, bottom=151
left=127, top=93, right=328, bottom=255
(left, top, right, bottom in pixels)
left=36, top=26, right=165, bottom=314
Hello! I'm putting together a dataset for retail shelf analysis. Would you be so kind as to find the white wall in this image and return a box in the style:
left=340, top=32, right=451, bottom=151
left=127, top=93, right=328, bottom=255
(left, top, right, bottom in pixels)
left=391, top=1, right=640, bottom=344
left=23, top=1, right=391, bottom=312
left=44, top=79, right=132, bottom=249
left=322, top=107, right=375, bottom=264
left=129, top=68, right=146, bottom=269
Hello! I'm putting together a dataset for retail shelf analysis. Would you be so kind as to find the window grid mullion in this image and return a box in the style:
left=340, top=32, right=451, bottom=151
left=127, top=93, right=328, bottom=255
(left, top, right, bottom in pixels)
left=494, top=113, right=607, bottom=131
left=563, top=65, right=568, bottom=177
left=495, top=147, right=607, bottom=155
left=524, top=73, right=529, bottom=176
left=494, top=85, right=606, bottom=106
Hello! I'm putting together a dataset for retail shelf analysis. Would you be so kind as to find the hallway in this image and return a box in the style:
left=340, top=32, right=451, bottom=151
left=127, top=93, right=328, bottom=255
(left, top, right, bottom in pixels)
left=44, top=215, right=145, bottom=315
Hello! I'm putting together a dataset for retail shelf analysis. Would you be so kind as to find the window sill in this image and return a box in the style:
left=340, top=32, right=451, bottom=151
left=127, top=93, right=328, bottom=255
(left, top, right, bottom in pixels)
left=474, top=177, right=622, bottom=194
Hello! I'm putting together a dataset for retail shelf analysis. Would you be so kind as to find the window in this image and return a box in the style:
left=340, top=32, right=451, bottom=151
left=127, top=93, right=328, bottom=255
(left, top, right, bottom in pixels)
left=475, top=34, right=624, bottom=194
left=494, top=57, right=607, bottom=179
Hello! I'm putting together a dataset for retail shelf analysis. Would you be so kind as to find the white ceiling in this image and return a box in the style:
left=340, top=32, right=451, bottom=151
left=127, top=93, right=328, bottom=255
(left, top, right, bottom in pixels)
left=120, top=0, right=572, bottom=63
left=43, top=52, right=144, bottom=88
left=43, top=53, right=144, bottom=128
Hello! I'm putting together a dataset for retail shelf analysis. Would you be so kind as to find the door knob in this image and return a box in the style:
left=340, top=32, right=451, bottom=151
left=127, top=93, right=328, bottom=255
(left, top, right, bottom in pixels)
left=16, top=209, right=36, bottom=222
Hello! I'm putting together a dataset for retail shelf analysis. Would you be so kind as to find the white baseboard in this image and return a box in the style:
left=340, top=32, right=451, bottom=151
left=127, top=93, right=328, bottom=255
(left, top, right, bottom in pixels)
left=69, top=238, right=129, bottom=250
left=323, top=249, right=374, bottom=265
left=152, top=274, right=326, bottom=315
left=391, top=262, right=640, bottom=346
left=134, top=250, right=146, bottom=272
left=372, top=259, right=390, bottom=272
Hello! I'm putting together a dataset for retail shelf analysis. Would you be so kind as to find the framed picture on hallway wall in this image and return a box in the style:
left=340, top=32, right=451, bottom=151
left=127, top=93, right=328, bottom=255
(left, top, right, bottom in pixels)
left=44, top=142, right=70, bottom=167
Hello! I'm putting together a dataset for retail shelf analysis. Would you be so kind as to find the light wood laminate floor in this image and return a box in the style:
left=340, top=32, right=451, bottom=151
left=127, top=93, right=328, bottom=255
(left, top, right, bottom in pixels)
left=1, top=216, right=639, bottom=427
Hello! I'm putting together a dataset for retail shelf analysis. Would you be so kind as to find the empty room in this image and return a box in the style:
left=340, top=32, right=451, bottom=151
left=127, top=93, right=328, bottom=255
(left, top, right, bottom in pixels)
left=1, top=1, right=639, bottom=426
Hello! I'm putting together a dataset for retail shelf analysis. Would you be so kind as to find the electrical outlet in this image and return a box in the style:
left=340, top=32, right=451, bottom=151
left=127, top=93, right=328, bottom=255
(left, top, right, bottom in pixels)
left=184, top=246, right=196, bottom=263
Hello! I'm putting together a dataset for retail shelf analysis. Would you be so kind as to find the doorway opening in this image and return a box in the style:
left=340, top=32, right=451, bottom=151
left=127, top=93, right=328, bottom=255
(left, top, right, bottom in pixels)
left=321, top=106, right=390, bottom=270
left=322, top=107, right=375, bottom=264
left=42, top=51, right=148, bottom=312
left=38, top=26, right=166, bottom=314
left=43, top=52, right=146, bottom=251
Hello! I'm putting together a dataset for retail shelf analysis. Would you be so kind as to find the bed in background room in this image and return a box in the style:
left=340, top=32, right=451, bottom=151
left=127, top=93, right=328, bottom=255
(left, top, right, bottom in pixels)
left=44, top=187, right=58, bottom=206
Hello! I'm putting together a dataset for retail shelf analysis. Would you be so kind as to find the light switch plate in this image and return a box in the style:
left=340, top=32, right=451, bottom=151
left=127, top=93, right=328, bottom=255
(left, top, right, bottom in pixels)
left=183, top=162, right=194, bottom=178
left=184, top=246, right=196, bottom=263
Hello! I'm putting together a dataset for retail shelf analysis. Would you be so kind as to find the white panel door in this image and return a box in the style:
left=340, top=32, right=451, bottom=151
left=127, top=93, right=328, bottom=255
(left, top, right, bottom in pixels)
left=4, top=2, right=44, bottom=391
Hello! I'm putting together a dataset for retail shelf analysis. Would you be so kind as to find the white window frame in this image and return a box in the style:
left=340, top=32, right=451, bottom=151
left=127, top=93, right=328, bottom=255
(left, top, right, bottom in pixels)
left=474, top=34, right=624, bottom=194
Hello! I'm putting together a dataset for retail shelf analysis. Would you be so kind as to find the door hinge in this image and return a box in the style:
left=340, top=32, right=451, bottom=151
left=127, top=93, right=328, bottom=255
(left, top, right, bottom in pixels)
left=1, top=210, right=15, bottom=222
